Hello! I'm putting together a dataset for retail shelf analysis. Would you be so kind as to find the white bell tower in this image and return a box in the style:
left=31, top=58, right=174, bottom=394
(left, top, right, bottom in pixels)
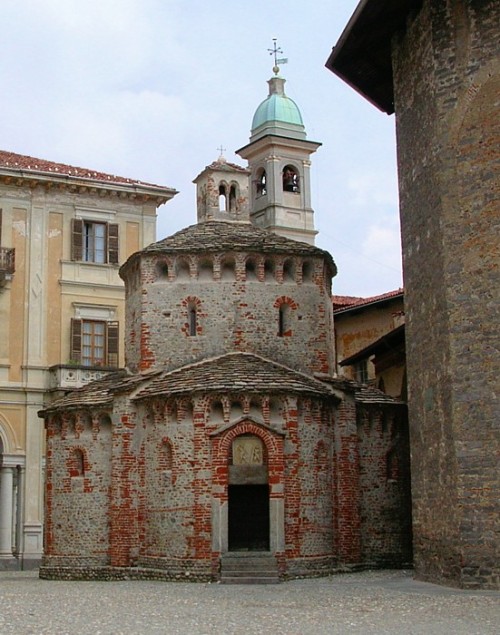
left=237, top=45, right=321, bottom=244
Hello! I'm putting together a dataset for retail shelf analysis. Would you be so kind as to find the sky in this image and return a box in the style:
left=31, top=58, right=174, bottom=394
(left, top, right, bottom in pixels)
left=1, top=0, right=402, bottom=297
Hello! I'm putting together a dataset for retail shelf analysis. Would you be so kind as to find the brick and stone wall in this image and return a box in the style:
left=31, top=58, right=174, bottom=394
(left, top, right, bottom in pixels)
left=43, top=412, right=112, bottom=566
left=124, top=251, right=334, bottom=377
left=392, top=0, right=499, bottom=588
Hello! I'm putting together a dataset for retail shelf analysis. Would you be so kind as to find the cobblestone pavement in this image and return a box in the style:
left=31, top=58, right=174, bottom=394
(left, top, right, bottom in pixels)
left=0, top=569, right=498, bottom=635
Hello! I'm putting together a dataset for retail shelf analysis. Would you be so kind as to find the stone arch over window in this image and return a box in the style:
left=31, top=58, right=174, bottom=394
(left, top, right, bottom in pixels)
left=198, top=257, right=213, bottom=281
left=282, top=164, right=300, bottom=192
left=264, top=258, right=275, bottom=282
left=175, top=257, right=191, bottom=280
left=274, top=296, right=298, bottom=337
left=255, top=168, right=267, bottom=197
left=282, top=258, right=296, bottom=283
left=221, top=255, right=236, bottom=280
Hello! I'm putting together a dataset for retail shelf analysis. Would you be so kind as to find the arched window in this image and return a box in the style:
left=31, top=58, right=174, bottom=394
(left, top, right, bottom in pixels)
left=72, top=448, right=85, bottom=477
left=282, top=165, right=299, bottom=192
left=219, top=184, right=227, bottom=211
left=278, top=303, right=291, bottom=337
left=256, top=169, right=267, bottom=196
left=188, top=306, right=197, bottom=336
left=229, top=184, right=237, bottom=211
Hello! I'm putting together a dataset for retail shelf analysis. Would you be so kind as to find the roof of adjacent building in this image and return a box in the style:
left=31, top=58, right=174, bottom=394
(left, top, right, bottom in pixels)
left=340, top=324, right=405, bottom=366
left=134, top=352, right=333, bottom=400
left=354, top=383, right=405, bottom=405
left=0, top=149, right=177, bottom=201
left=38, top=370, right=130, bottom=414
left=121, top=220, right=337, bottom=274
left=332, top=288, right=403, bottom=315
left=325, top=0, right=423, bottom=114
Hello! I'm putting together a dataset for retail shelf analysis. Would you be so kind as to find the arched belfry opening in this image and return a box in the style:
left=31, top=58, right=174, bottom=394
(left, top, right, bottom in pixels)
left=228, top=434, right=270, bottom=551
left=282, top=165, right=300, bottom=192
left=218, top=184, right=227, bottom=211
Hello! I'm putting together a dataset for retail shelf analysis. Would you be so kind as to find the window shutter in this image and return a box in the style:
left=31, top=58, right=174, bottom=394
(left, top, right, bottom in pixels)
left=107, top=224, right=119, bottom=264
left=71, top=219, right=83, bottom=261
left=107, top=321, right=119, bottom=367
left=70, top=318, right=82, bottom=363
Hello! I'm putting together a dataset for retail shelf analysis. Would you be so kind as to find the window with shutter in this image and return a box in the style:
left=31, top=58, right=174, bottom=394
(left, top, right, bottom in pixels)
left=70, top=318, right=119, bottom=367
left=70, top=318, right=82, bottom=363
left=107, top=321, right=119, bottom=367
left=71, top=219, right=119, bottom=264
left=71, top=219, right=83, bottom=261
left=107, top=224, right=119, bottom=264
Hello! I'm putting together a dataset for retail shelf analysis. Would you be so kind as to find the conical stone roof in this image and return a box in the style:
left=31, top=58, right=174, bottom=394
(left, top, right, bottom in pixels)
left=121, top=220, right=336, bottom=275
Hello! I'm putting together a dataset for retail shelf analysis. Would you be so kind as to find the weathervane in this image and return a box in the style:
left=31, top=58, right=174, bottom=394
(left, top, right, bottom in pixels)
left=268, top=38, right=288, bottom=75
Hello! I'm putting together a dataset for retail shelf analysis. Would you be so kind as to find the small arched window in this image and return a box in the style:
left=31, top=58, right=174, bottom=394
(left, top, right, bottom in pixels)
left=282, top=165, right=299, bottom=192
left=229, top=184, right=237, bottom=211
left=219, top=184, right=227, bottom=211
left=188, top=306, right=197, bottom=336
left=72, top=448, right=85, bottom=477
left=278, top=303, right=291, bottom=337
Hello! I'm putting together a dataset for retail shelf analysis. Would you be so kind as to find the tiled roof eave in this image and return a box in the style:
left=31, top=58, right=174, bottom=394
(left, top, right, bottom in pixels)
left=0, top=167, right=177, bottom=203
left=134, top=383, right=331, bottom=402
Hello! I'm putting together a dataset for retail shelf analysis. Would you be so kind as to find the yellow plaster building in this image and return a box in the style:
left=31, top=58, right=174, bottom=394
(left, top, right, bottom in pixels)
left=333, top=290, right=405, bottom=396
left=0, top=150, right=175, bottom=568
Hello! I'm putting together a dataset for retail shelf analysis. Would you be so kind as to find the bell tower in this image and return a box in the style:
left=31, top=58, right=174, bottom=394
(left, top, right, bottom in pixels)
left=237, top=48, right=321, bottom=244
left=193, top=151, right=250, bottom=224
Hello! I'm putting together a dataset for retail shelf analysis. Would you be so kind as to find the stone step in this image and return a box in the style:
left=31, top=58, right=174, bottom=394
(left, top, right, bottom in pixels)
left=220, top=576, right=279, bottom=585
left=220, top=553, right=280, bottom=584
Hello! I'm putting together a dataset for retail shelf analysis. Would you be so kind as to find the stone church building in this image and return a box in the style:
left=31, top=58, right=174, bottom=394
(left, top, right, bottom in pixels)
left=38, top=68, right=411, bottom=581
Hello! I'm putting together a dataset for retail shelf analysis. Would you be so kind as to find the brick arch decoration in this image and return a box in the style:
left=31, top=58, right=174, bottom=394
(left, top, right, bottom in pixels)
left=210, top=420, right=284, bottom=498
left=273, top=295, right=299, bottom=310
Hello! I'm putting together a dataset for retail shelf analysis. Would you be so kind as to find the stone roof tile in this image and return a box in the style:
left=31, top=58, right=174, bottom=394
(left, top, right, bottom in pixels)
left=127, top=221, right=336, bottom=273
left=134, top=352, right=333, bottom=400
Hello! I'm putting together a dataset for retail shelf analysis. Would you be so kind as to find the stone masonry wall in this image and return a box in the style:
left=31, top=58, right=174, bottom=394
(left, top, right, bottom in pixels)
left=357, top=404, right=412, bottom=567
left=393, top=0, right=499, bottom=588
left=125, top=252, right=334, bottom=377
left=43, top=412, right=112, bottom=566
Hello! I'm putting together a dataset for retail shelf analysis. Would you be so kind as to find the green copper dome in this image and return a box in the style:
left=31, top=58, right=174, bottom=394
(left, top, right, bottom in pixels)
left=250, top=76, right=306, bottom=142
